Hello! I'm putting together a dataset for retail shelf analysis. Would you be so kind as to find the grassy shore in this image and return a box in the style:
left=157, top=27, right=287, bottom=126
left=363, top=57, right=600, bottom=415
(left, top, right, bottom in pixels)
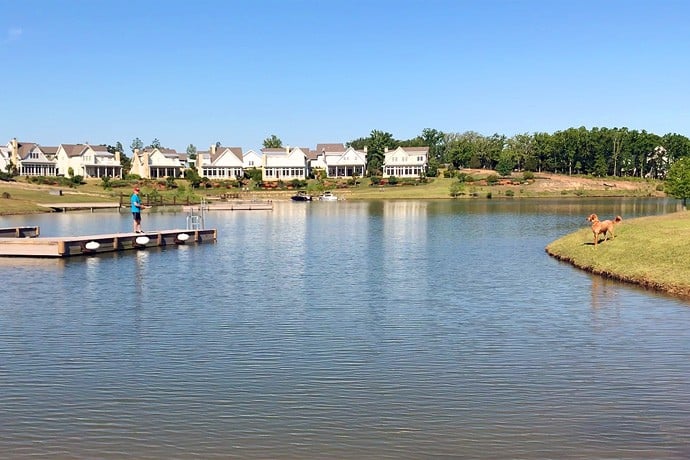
left=546, top=211, right=690, bottom=299
left=0, top=171, right=664, bottom=216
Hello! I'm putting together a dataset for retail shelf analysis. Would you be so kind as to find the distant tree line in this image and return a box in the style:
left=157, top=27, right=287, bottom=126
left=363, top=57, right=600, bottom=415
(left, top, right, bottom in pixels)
left=349, top=127, right=690, bottom=179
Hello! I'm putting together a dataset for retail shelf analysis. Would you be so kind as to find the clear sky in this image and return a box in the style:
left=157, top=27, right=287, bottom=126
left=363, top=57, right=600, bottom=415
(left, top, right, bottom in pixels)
left=2, top=0, right=689, bottom=153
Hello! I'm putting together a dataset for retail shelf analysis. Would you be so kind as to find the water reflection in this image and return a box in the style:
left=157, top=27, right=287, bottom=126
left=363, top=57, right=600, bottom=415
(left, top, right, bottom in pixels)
left=1, top=198, right=689, bottom=458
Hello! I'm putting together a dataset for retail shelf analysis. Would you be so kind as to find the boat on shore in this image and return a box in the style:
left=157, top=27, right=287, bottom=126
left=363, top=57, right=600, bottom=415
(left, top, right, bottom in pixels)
left=319, top=191, right=338, bottom=201
left=291, top=191, right=312, bottom=202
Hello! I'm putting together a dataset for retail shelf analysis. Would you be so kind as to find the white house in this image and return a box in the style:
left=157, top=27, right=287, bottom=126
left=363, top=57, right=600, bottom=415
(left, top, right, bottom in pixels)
left=0, top=144, right=11, bottom=173
left=21, top=144, right=59, bottom=176
left=56, top=144, right=122, bottom=178
left=243, top=149, right=262, bottom=170
left=5, top=139, right=59, bottom=176
left=196, top=145, right=244, bottom=179
left=313, top=143, right=367, bottom=178
left=130, top=147, right=184, bottom=179
left=383, top=146, right=428, bottom=178
left=261, top=146, right=309, bottom=181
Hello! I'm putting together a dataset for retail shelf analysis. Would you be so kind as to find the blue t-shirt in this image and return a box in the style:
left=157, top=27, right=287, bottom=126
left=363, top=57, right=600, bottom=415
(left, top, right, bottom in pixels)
left=131, top=193, right=142, bottom=213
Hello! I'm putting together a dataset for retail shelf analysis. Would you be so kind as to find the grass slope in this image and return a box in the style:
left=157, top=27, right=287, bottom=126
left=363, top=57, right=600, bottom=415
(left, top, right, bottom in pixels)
left=546, top=212, right=690, bottom=299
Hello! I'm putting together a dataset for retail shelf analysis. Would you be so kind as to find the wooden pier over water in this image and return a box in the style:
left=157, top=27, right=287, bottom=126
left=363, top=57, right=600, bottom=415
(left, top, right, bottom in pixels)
left=0, top=227, right=217, bottom=258
left=38, top=202, right=122, bottom=212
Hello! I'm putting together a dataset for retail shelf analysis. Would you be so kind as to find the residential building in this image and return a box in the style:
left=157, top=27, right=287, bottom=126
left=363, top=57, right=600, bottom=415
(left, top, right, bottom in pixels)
left=383, top=146, right=428, bottom=178
left=243, top=149, right=262, bottom=170
left=197, top=145, right=244, bottom=179
left=0, top=145, right=11, bottom=173
left=130, top=147, right=184, bottom=179
left=261, top=146, right=309, bottom=181
left=56, top=144, right=122, bottom=178
left=313, top=143, right=367, bottom=178
left=6, top=139, right=59, bottom=176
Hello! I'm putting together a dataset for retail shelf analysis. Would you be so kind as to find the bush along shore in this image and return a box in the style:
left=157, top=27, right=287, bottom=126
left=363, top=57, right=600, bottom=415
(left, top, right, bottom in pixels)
left=545, top=211, right=690, bottom=299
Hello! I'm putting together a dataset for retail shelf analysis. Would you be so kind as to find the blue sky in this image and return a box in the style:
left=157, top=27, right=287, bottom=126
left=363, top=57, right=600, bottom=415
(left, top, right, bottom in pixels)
left=2, top=0, right=690, bottom=153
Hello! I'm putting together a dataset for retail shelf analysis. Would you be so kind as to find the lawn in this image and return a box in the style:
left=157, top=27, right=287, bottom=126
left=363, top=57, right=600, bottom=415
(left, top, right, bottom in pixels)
left=546, top=211, right=690, bottom=299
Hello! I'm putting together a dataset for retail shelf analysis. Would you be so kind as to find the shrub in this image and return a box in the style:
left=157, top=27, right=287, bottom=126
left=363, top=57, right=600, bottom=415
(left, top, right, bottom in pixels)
left=486, top=174, right=499, bottom=185
left=522, top=171, right=535, bottom=181
left=505, top=189, right=514, bottom=197
left=449, top=181, right=465, bottom=197
left=457, top=172, right=474, bottom=183
left=370, top=176, right=382, bottom=186
left=388, top=176, right=399, bottom=185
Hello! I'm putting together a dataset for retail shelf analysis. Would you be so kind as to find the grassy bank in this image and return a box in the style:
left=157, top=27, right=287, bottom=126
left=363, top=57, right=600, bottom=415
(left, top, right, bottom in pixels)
left=546, top=212, right=690, bottom=299
left=0, top=171, right=664, bottom=215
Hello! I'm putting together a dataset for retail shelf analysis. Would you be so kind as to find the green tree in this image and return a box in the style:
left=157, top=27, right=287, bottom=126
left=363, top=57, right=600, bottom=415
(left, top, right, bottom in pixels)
left=495, top=151, right=514, bottom=176
left=186, top=144, right=197, bottom=160
left=665, top=157, right=690, bottom=206
left=421, top=128, right=445, bottom=162
left=149, top=138, right=161, bottom=149
left=130, top=137, right=144, bottom=153
left=263, top=135, right=282, bottom=148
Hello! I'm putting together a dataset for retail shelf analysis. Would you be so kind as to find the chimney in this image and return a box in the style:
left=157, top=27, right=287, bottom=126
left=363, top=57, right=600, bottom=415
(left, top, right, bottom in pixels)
left=196, top=151, right=203, bottom=169
left=11, top=137, right=19, bottom=166
left=115, top=151, right=121, bottom=164
left=384, top=147, right=389, bottom=153
left=286, top=146, right=290, bottom=154
left=143, top=150, right=151, bottom=179
left=364, top=146, right=368, bottom=153
left=210, top=144, right=216, bottom=156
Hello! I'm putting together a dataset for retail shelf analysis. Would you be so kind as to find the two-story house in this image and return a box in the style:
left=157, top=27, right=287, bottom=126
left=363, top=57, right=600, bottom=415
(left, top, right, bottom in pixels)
left=261, top=146, right=309, bottom=181
left=197, top=145, right=244, bottom=179
left=56, top=144, right=122, bottom=178
left=383, top=146, right=428, bottom=178
left=313, top=143, right=367, bottom=178
left=130, top=147, right=184, bottom=179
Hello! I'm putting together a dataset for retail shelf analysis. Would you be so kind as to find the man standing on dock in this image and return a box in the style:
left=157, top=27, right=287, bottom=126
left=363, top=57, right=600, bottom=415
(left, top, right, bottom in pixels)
left=131, top=187, right=145, bottom=233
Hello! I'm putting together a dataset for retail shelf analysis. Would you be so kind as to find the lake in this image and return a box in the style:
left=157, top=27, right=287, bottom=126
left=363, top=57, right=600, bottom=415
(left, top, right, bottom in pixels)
left=1, top=198, right=689, bottom=459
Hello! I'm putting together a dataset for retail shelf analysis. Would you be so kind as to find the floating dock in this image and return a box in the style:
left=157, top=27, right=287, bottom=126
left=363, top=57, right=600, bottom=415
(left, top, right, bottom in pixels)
left=183, top=201, right=273, bottom=211
left=0, top=226, right=40, bottom=238
left=38, top=202, right=122, bottom=212
left=0, top=228, right=217, bottom=258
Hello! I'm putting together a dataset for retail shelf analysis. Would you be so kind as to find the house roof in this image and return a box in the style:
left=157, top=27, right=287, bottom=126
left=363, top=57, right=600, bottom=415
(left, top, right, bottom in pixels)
left=315, top=143, right=346, bottom=153
left=211, top=146, right=243, bottom=164
left=401, top=146, right=429, bottom=153
left=40, top=146, right=59, bottom=155
left=15, top=142, right=38, bottom=159
left=60, top=144, right=88, bottom=157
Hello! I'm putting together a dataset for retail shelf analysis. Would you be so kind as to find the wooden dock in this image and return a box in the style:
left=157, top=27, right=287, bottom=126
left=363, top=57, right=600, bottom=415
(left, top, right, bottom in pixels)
left=0, top=228, right=217, bottom=257
left=0, top=226, right=40, bottom=238
left=183, top=201, right=273, bottom=212
left=38, top=202, right=123, bottom=212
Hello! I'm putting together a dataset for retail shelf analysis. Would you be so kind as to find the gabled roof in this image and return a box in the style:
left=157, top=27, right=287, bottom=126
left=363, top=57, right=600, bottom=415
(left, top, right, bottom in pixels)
left=211, top=146, right=243, bottom=164
left=39, top=146, right=59, bottom=155
left=59, top=144, right=88, bottom=158
left=315, top=143, right=346, bottom=153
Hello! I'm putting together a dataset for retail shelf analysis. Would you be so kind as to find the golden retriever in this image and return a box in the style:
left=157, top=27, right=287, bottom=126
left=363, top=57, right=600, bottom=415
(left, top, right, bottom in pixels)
left=587, top=214, right=622, bottom=246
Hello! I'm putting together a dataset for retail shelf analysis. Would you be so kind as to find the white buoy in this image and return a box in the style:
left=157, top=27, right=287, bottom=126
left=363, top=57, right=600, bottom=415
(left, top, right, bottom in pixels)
left=85, top=241, right=100, bottom=250
left=135, top=236, right=150, bottom=246
left=176, top=233, right=190, bottom=242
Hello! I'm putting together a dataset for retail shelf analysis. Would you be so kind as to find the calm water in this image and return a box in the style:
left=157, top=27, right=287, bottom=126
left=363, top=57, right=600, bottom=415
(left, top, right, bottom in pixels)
left=1, top=198, right=689, bottom=459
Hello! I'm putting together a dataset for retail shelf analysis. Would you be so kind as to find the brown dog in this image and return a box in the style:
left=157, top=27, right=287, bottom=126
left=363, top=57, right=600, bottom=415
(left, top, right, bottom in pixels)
left=587, top=214, right=622, bottom=246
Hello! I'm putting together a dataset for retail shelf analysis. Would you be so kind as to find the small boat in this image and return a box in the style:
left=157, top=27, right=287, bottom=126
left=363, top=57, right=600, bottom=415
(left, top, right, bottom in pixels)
left=319, top=191, right=338, bottom=201
left=291, top=191, right=312, bottom=202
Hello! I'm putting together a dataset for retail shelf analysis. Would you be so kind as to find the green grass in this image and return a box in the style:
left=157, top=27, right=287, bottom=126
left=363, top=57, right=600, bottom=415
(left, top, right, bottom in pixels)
left=546, top=212, right=690, bottom=298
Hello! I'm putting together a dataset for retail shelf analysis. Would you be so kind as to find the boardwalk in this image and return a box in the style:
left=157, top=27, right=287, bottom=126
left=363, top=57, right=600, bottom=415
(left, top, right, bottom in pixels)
left=0, top=228, right=217, bottom=257
left=38, top=202, right=122, bottom=212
